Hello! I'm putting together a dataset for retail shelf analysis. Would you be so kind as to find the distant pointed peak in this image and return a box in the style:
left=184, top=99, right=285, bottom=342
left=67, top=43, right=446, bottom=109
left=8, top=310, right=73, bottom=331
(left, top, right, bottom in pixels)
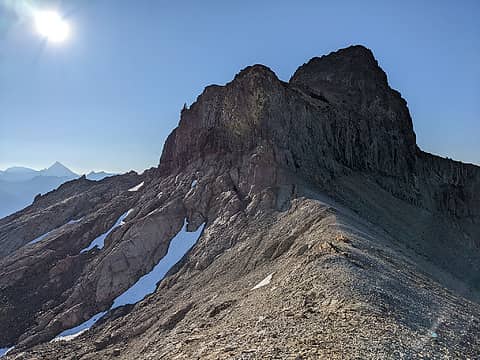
left=48, top=161, right=68, bottom=169
left=41, top=162, right=78, bottom=178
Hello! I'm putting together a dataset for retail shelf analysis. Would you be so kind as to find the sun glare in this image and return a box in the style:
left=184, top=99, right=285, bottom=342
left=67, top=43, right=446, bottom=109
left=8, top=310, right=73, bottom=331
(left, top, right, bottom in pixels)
left=34, top=10, right=70, bottom=43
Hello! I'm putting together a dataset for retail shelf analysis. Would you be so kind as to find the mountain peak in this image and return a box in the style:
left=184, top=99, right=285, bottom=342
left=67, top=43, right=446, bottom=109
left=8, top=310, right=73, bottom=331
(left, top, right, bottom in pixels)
left=3, top=166, right=37, bottom=174
left=331, top=44, right=375, bottom=59
left=49, top=161, right=67, bottom=169
left=290, top=44, right=388, bottom=93
left=41, top=162, right=78, bottom=178
left=160, top=45, right=415, bottom=178
left=86, top=170, right=116, bottom=181
left=234, top=64, right=279, bottom=81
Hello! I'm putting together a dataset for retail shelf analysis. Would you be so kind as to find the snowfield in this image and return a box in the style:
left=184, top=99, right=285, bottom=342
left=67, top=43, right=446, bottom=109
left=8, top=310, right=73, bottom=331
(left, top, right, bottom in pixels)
left=53, top=219, right=205, bottom=341
left=27, top=229, right=54, bottom=245
left=53, top=312, right=107, bottom=342
left=27, top=217, right=84, bottom=245
left=0, top=347, right=13, bottom=358
left=251, top=273, right=274, bottom=290
left=112, top=219, right=205, bottom=308
left=80, top=209, right=132, bottom=253
left=128, top=181, right=144, bottom=192
left=51, top=329, right=88, bottom=342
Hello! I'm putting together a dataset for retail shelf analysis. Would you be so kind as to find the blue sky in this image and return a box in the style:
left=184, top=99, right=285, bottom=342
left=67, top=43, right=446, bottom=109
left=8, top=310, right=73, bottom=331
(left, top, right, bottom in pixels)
left=0, top=0, right=479, bottom=173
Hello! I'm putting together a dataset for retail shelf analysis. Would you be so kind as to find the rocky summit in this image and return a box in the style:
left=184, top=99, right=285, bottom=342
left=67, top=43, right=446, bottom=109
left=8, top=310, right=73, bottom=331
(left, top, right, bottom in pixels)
left=1, top=45, right=479, bottom=359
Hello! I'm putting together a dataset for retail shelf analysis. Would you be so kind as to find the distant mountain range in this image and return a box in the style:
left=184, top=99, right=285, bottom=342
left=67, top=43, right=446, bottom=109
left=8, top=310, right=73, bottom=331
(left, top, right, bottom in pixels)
left=0, top=162, right=116, bottom=218
left=85, top=171, right=116, bottom=181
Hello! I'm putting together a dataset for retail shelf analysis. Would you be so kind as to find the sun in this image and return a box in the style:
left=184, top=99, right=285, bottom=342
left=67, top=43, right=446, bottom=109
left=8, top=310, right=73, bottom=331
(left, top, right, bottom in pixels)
left=34, top=10, right=70, bottom=43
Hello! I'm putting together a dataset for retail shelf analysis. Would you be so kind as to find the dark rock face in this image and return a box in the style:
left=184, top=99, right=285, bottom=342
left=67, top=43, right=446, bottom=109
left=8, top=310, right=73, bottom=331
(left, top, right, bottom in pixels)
left=416, top=151, right=480, bottom=219
left=161, top=45, right=479, bottom=223
left=161, top=46, right=416, bottom=180
left=1, top=45, right=479, bottom=358
left=290, top=46, right=417, bottom=177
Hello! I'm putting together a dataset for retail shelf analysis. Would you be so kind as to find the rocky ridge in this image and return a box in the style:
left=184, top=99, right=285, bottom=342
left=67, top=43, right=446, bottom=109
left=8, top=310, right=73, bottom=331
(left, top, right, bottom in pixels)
left=0, top=45, right=479, bottom=359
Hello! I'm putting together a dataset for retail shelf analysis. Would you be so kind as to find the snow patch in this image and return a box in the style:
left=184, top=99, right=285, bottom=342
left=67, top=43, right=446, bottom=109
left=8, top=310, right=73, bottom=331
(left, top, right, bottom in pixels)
left=119, top=209, right=134, bottom=226
left=80, top=210, right=132, bottom=253
left=66, top=217, right=83, bottom=224
left=55, top=219, right=205, bottom=340
left=28, top=229, right=54, bottom=245
left=51, top=329, right=88, bottom=342
left=0, top=347, right=14, bottom=358
left=53, top=311, right=107, bottom=342
left=251, top=273, right=274, bottom=290
left=191, top=179, right=197, bottom=188
left=28, top=217, right=84, bottom=245
left=128, top=181, right=144, bottom=192
left=112, top=219, right=205, bottom=308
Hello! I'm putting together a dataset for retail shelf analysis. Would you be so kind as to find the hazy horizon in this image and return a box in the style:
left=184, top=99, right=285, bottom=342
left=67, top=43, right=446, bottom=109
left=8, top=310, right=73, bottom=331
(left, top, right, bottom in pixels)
left=1, top=0, right=479, bottom=173
left=0, top=161, right=122, bottom=176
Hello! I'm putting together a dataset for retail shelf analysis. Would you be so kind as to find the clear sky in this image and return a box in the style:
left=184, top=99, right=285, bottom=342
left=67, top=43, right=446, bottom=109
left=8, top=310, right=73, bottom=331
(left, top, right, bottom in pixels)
left=0, top=0, right=478, bottom=174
